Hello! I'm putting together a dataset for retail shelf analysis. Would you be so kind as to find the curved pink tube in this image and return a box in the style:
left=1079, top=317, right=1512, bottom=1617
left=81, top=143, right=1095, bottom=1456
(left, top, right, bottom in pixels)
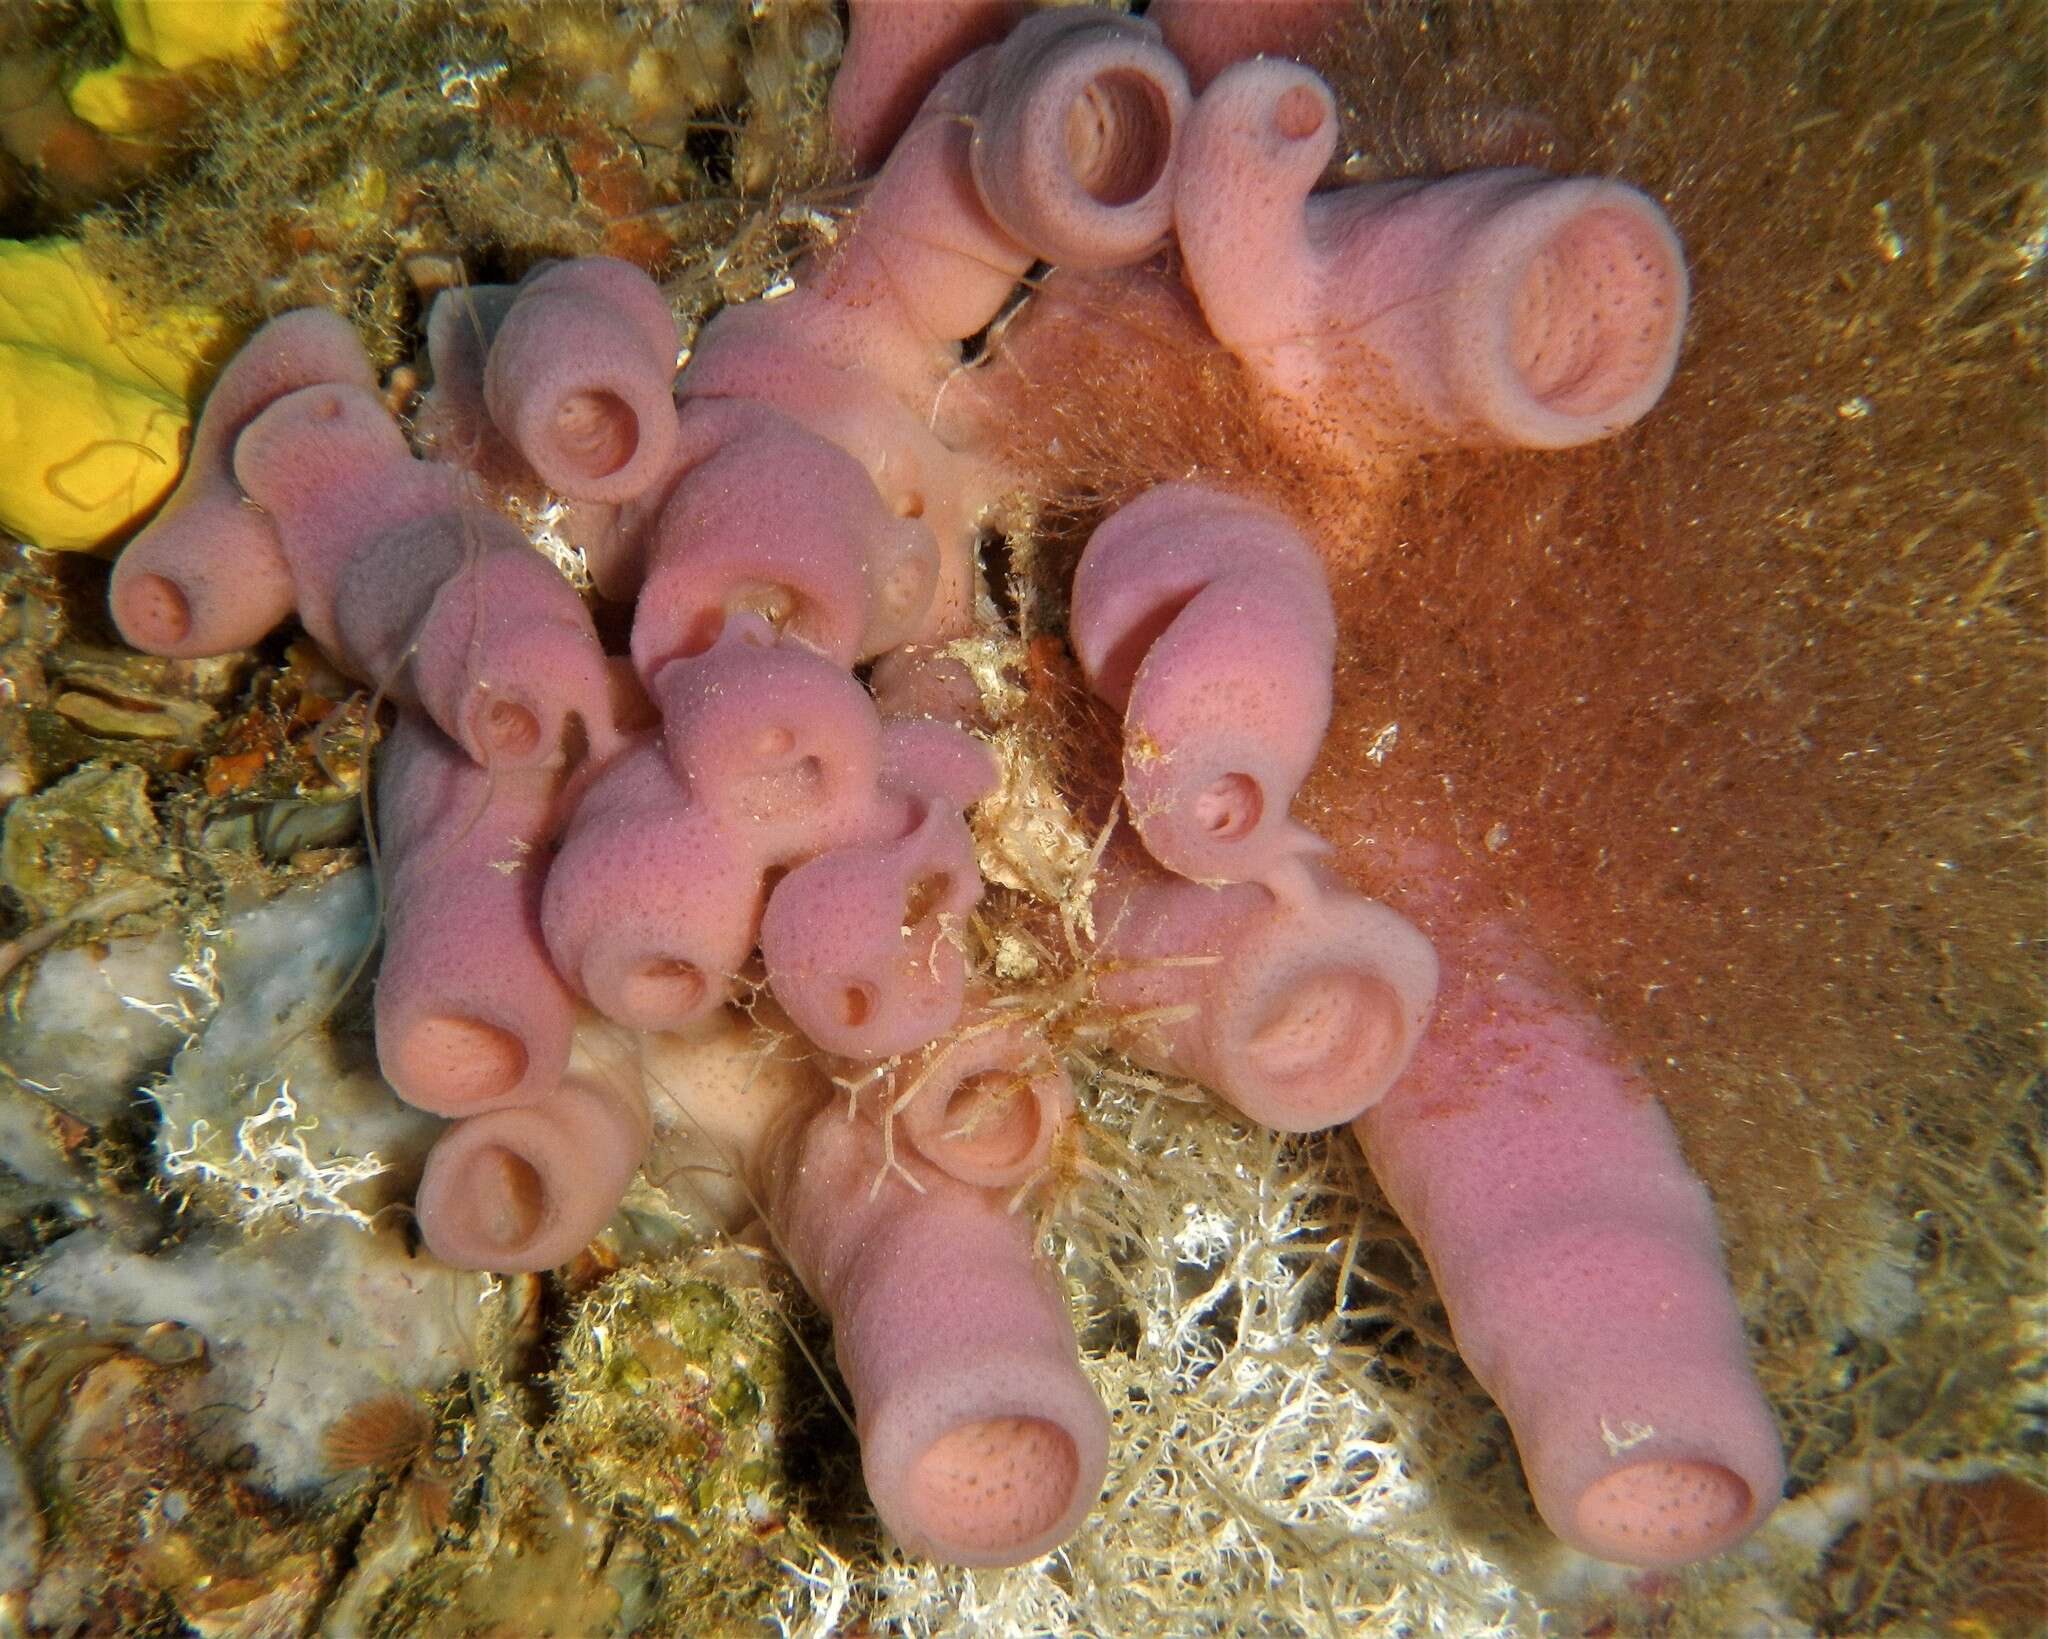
left=832, top=0, right=1029, bottom=171
left=760, top=797, right=982, bottom=1060
left=1354, top=906, right=1784, bottom=1567
left=230, top=381, right=459, bottom=658
left=482, top=257, right=682, bottom=503
left=652, top=615, right=886, bottom=865
left=1072, top=483, right=1334, bottom=884
left=109, top=309, right=373, bottom=657
left=1175, top=60, right=1689, bottom=453
left=540, top=741, right=765, bottom=1032
left=328, top=506, right=612, bottom=770
left=630, top=400, right=908, bottom=676
left=967, top=8, right=1191, bottom=269
left=373, top=710, right=576, bottom=1115
left=889, top=1012, right=1073, bottom=1188
left=413, top=283, right=523, bottom=484
left=1093, top=847, right=1438, bottom=1131
left=416, top=1041, right=650, bottom=1272
left=763, top=1095, right=1109, bottom=1567
left=1148, top=0, right=1351, bottom=91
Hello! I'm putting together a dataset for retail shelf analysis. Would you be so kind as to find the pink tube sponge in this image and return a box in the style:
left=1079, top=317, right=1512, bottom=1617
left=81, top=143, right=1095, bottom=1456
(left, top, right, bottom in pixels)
left=1148, top=0, right=1351, bottom=91
left=831, top=0, right=1028, bottom=172
left=541, top=741, right=765, bottom=1032
left=1354, top=909, right=1784, bottom=1567
left=1175, top=59, right=1689, bottom=453
left=416, top=1037, right=651, bottom=1273
left=760, top=797, right=983, bottom=1060
left=1072, top=483, right=1335, bottom=884
left=373, top=710, right=576, bottom=1116
left=651, top=617, right=885, bottom=865
left=631, top=400, right=921, bottom=674
left=1093, top=848, right=1438, bottom=1131
left=481, top=257, right=682, bottom=503
left=966, top=7, right=1191, bottom=270
left=110, top=308, right=374, bottom=657
left=763, top=1094, right=1109, bottom=1567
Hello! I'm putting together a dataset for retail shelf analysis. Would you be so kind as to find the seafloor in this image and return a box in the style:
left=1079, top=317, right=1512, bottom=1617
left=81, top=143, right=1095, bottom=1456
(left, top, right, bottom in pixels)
left=0, top=2, right=2041, bottom=1637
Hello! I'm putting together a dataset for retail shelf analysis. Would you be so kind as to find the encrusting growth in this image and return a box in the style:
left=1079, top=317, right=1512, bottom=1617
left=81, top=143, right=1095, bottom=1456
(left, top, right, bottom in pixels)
left=105, top=0, right=1778, bottom=1575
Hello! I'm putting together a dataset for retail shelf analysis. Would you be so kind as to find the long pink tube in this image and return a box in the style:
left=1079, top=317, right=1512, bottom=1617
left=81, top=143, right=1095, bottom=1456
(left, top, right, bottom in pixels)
left=763, top=1095, right=1109, bottom=1567
left=1175, top=59, right=1689, bottom=454
left=1354, top=904, right=1784, bottom=1567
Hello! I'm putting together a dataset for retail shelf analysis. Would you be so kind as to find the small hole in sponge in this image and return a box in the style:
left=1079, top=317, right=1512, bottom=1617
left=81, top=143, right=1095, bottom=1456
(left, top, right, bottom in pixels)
left=397, top=1014, right=527, bottom=1109
left=1064, top=69, right=1174, bottom=206
left=1576, top=1459, right=1752, bottom=1564
left=552, top=389, right=638, bottom=478
left=1273, top=85, right=1326, bottom=141
left=1508, top=204, right=1683, bottom=418
left=480, top=698, right=542, bottom=762
left=470, top=1144, right=547, bottom=1251
left=904, top=1415, right=1081, bottom=1558
left=839, top=983, right=877, bottom=1028
left=1193, top=773, right=1262, bottom=839
left=121, top=573, right=192, bottom=647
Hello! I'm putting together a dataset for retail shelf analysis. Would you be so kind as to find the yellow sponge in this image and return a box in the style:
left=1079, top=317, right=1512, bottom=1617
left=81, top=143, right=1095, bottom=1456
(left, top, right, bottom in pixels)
left=0, top=239, right=238, bottom=553
left=69, top=0, right=295, bottom=138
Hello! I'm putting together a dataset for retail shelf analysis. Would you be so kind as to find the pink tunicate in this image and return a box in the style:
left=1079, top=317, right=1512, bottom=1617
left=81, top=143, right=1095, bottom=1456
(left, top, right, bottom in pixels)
left=887, top=1011, right=1074, bottom=1189
left=416, top=1037, right=651, bottom=1272
left=481, top=257, right=682, bottom=503
left=1148, top=0, right=1351, bottom=91
left=1092, top=845, right=1438, bottom=1131
left=110, top=309, right=374, bottom=656
left=760, top=798, right=982, bottom=1061
left=831, top=0, right=1028, bottom=171
left=1354, top=898, right=1784, bottom=1567
left=966, top=7, right=1192, bottom=270
left=540, top=740, right=765, bottom=1033
left=762, top=1093, right=1110, bottom=1567
left=1072, top=483, right=1335, bottom=883
left=1175, top=59, right=1689, bottom=454
left=373, top=710, right=577, bottom=1116
left=630, top=400, right=913, bottom=675
left=651, top=615, right=885, bottom=865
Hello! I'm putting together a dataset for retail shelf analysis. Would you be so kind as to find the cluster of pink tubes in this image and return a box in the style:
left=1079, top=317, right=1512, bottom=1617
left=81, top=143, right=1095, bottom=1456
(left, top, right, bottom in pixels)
left=105, top=0, right=1778, bottom=1577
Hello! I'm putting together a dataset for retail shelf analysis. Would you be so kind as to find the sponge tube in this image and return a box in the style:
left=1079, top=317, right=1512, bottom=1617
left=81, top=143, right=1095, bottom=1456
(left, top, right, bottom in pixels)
left=1353, top=913, right=1784, bottom=1567
left=764, top=1097, right=1109, bottom=1567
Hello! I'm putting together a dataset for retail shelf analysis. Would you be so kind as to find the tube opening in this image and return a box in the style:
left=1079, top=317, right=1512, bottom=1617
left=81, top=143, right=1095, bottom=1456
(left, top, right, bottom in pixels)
left=1192, top=772, right=1263, bottom=840
left=396, top=1014, right=528, bottom=1109
left=617, top=956, right=708, bottom=1025
left=480, top=697, right=542, bottom=762
left=935, top=1071, right=1039, bottom=1173
left=1576, top=1459, right=1754, bottom=1565
left=1272, top=84, right=1327, bottom=142
left=1064, top=69, right=1174, bottom=206
left=1246, top=967, right=1399, bottom=1088
left=118, top=572, right=193, bottom=648
left=552, top=388, right=639, bottom=479
left=1508, top=204, right=1684, bottom=419
left=470, top=1143, right=548, bottom=1252
left=904, top=1414, right=1082, bottom=1559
